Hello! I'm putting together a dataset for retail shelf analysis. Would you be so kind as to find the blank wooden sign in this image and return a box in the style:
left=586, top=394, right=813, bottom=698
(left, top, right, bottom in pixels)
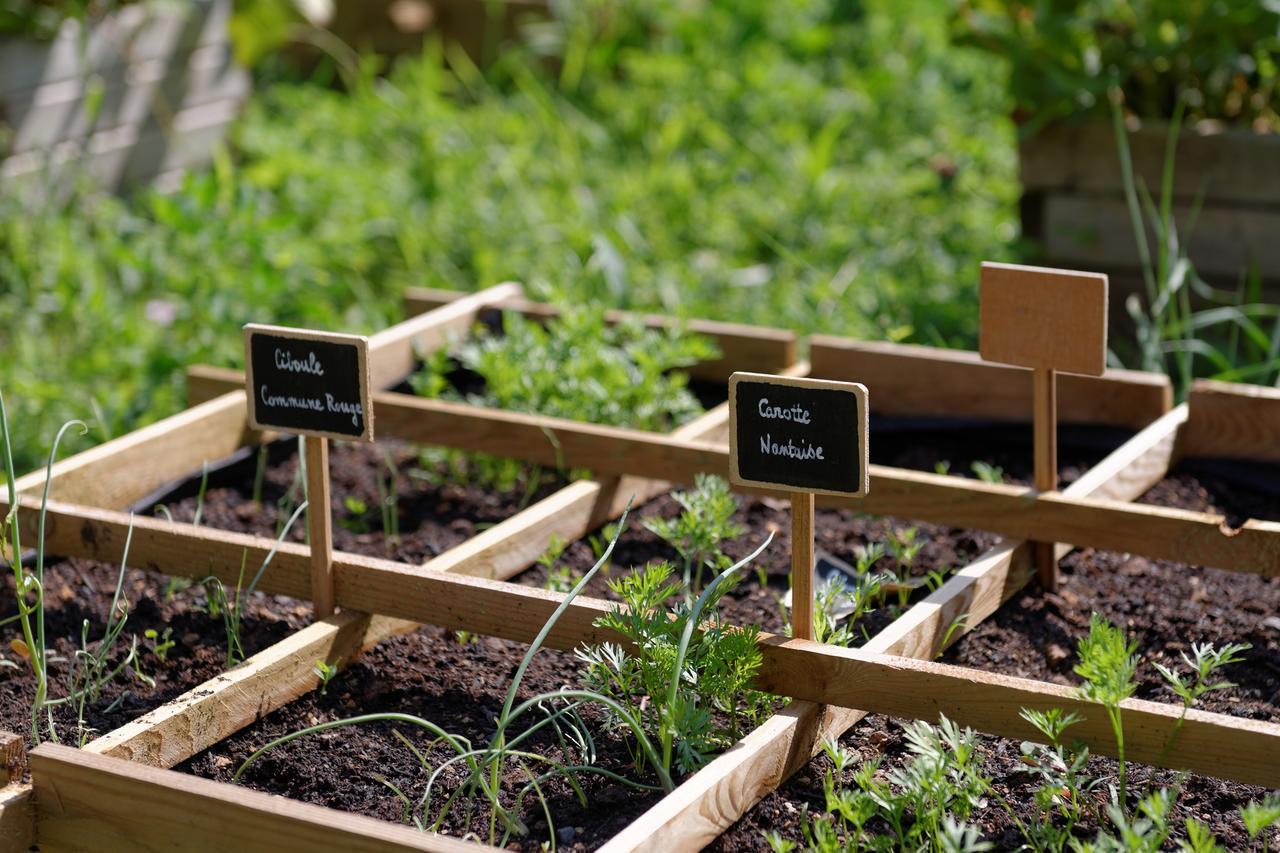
left=979, top=262, right=1108, bottom=377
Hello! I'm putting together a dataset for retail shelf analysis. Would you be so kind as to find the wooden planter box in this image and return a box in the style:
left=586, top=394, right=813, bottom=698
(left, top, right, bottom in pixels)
left=1021, top=121, right=1280, bottom=295
left=0, top=0, right=248, bottom=191
left=1, top=284, right=1277, bottom=851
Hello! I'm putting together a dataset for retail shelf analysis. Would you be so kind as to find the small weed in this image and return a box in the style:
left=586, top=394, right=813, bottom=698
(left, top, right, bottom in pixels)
left=144, top=627, right=176, bottom=663
left=313, top=659, right=338, bottom=695
left=969, top=461, right=1004, bottom=484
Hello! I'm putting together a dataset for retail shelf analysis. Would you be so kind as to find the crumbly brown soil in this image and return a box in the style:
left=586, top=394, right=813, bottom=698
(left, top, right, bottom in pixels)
left=0, top=555, right=303, bottom=756
left=181, top=627, right=667, bottom=851
left=713, top=461, right=1280, bottom=851
left=514, top=422, right=1126, bottom=637
left=154, top=438, right=566, bottom=563
left=175, top=421, right=1133, bottom=850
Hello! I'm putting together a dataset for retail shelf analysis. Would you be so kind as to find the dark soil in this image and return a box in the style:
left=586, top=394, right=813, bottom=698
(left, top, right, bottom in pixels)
left=181, top=626, right=667, bottom=851
left=713, top=461, right=1280, bottom=851
left=150, top=438, right=566, bottom=564
left=514, top=422, right=1129, bottom=638
left=173, top=419, right=1136, bottom=850
left=0, top=555, right=303, bottom=756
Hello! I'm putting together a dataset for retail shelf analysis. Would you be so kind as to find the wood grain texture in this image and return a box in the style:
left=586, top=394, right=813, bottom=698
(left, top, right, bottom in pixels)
left=366, top=283, right=524, bottom=389
left=0, top=785, right=34, bottom=852
left=602, top=401, right=1185, bottom=851
left=980, top=261, right=1108, bottom=376
left=809, top=336, right=1169, bottom=429
left=1033, top=367, right=1058, bottom=591
left=30, top=744, right=487, bottom=853
left=1020, top=121, right=1280, bottom=207
left=1040, top=193, right=1280, bottom=282
left=1183, top=379, right=1280, bottom=463
left=303, top=436, right=335, bottom=618
left=84, top=612, right=417, bottom=768
left=0, top=733, right=25, bottom=788
left=402, top=288, right=798, bottom=382
left=13, top=391, right=258, bottom=509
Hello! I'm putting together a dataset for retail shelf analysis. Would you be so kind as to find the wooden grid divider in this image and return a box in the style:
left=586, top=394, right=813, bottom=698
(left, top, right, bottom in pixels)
left=178, top=367, right=1279, bottom=578
left=8, top=288, right=1278, bottom=852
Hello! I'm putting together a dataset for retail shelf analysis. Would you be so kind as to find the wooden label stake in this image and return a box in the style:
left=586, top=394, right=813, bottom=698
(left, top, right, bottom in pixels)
left=979, top=261, right=1108, bottom=592
left=244, top=324, right=374, bottom=619
left=728, top=373, right=868, bottom=641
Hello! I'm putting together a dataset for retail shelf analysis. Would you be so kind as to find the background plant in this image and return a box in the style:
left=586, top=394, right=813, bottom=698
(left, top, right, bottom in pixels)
left=1, top=0, right=1018, bottom=479
left=410, top=309, right=715, bottom=493
left=951, top=0, right=1280, bottom=132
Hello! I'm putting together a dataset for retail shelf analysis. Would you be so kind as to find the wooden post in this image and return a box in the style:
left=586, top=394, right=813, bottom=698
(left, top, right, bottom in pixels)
left=979, top=262, right=1108, bottom=594
left=1033, top=368, right=1058, bottom=590
left=304, top=436, right=335, bottom=619
left=728, top=373, right=869, bottom=643
left=0, top=732, right=25, bottom=787
left=790, top=492, right=816, bottom=640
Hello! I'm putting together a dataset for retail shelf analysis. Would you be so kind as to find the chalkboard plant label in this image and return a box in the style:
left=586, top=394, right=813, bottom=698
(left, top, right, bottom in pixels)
left=728, top=373, right=869, bottom=498
left=244, top=324, right=374, bottom=443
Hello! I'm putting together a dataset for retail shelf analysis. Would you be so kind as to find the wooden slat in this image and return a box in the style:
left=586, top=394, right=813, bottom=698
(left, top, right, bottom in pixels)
left=0, top=785, right=33, bottom=851
left=754, top=640, right=1280, bottom=789
left=1020, top=122, right=1280, bottom=209
left=13, top=283, right=525, bottom=509
left=403, top=287, right=798, bottom=382
left=1042, top=193, right=1280, bottom=282
left=13, top=391, right=256, bottom=509
left=30, top=744, right=486, bottom=853
left=9, top=409, right=1275, bottom=583
left=84, top=612, right=417, bottom=768
left=603, top=403, right=1185, bottom=851
left=366, top=283, right=524, bottom=389
left=809, top=335, right=1170, bottom=429
left=1183, top=379, right=1280, bottom=463
left=178, top=385, right=1277, bottom=576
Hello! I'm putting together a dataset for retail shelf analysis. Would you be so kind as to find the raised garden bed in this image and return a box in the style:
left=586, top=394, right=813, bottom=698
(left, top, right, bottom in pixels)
left=2, top=285, right=1278, bottom=851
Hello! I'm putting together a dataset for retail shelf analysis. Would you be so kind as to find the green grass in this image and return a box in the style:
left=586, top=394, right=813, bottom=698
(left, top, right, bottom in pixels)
left=0, top=0, right=1020, bottom=476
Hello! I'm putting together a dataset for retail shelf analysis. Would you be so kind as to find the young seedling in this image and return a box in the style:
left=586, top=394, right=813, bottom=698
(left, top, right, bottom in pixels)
left=1241, top=796, right=1280, bottom=853
left=238, top=502, right=716, bottom=848
left=1153, top=640, right=1251, bottom=760
left=339, top=495, right=372, bottom=534
left=1074, top=613, right=1140, bottom=808
left=969, top=460, right=1004, bottom=484
left=581, top=534, right=775, bottom=777
left=537, top=534, right=577, bottom=593
left=409, top=309, right=718, bottom=491
left=642, top=473, right=745, bottom=593
left=203, top=501, right=309, bottom=669
left=144, top=627, right=176, bottom=663
left=788, top=718, right=992, bottom=851
left=313, top=659, right=338, bottom=695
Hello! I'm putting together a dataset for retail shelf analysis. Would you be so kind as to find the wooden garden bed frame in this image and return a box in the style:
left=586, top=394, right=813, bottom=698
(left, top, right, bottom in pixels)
left=2, top=284, right=1278, bottom=851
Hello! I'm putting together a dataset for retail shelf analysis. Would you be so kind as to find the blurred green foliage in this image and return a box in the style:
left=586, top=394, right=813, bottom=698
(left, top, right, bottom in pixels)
left=0, top=0, right=1019, bottom=475
left=951, top=0, right=1280, bottom=131
left=0, top=0, right=136, bottom=38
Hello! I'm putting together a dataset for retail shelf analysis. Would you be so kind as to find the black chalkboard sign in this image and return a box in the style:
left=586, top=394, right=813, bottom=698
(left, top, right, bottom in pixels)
left=244, top=324, right=374, bottom=442
left=728, top=372, right=868, bottom=497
